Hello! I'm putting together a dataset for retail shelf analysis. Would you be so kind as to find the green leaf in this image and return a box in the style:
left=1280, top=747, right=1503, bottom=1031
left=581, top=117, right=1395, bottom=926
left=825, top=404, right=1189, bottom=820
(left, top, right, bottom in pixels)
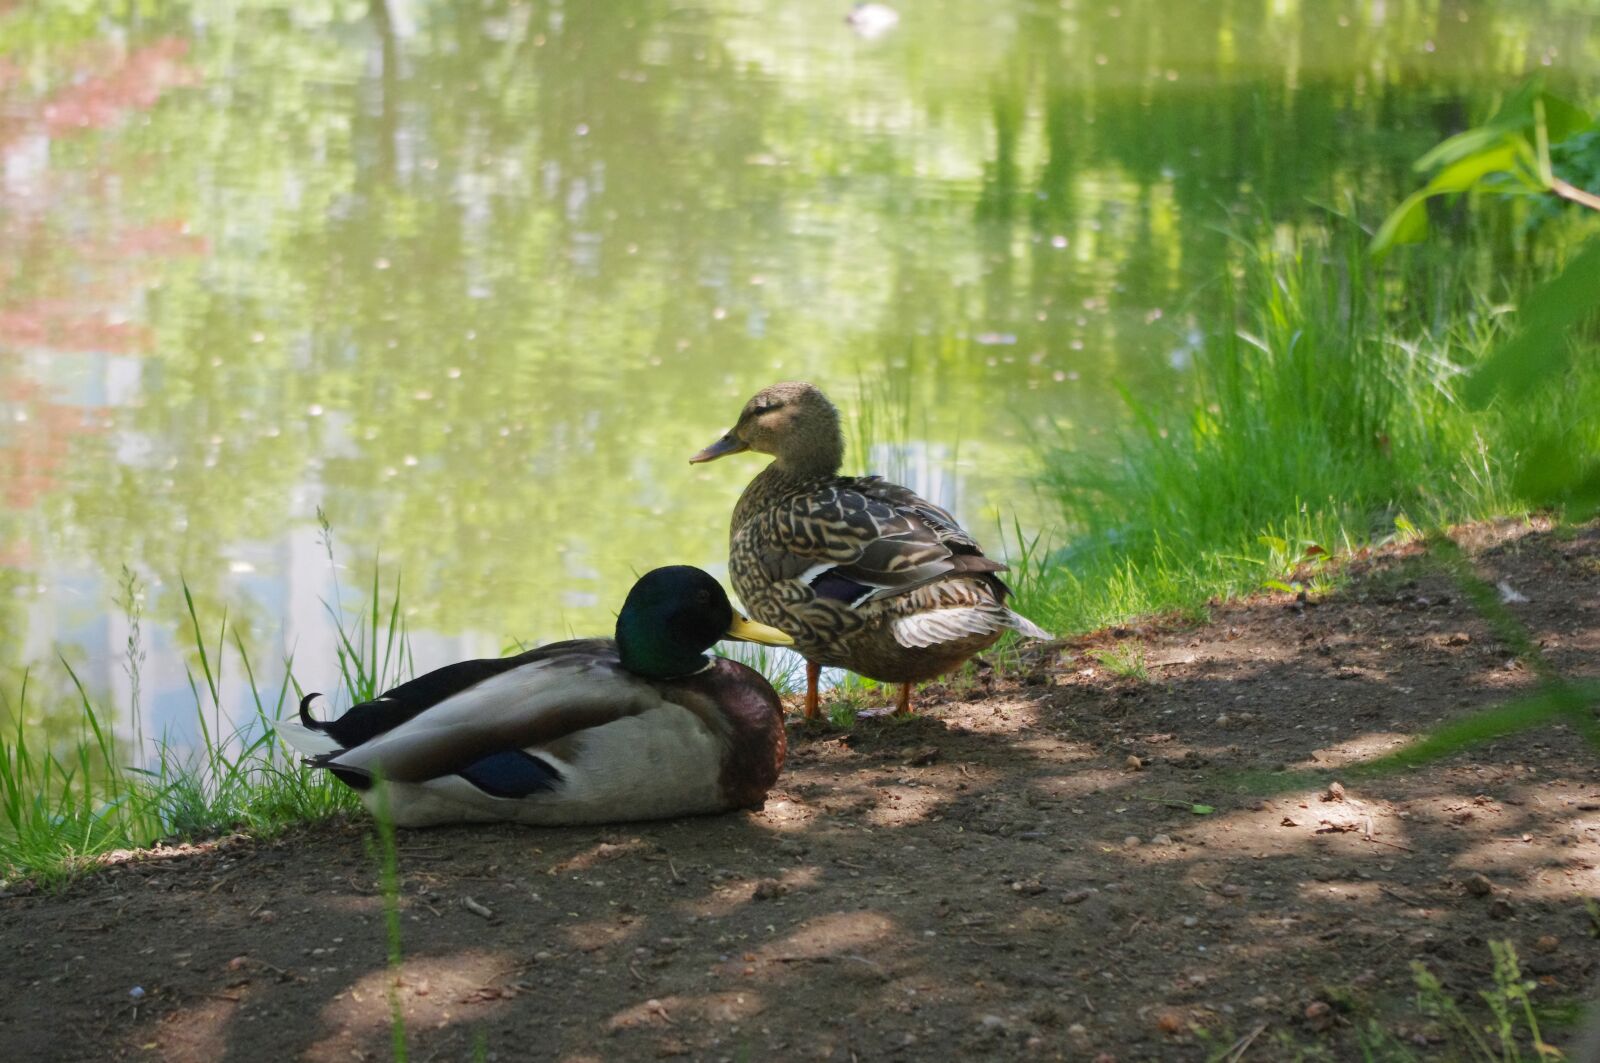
left=1370, top=189, right=1431, bottom=254
left=1414, top=81, right=1542, bottom=170
left=1379, top=141, right=1545, bottom=256
left=1464, top=238, right=1600, bottom=406
left=1415, top=126, right=1506, bottom=172
left=1189, top=804, right=1215, bottom=815
left=1539, top=91, right=1593, bottom=143
left=1425, top=143, right=1529, bottom=195
left=1513, top=435, right=1600, bottom=516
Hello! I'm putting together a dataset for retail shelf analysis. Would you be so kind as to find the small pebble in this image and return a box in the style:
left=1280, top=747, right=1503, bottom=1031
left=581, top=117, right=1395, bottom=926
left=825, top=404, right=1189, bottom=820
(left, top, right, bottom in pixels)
left=751, top=880, right=788, bottom=901
left=1124, top=835, right=1141, bottom=847
left=129, top=986, right=145, bottom=1001
left=1125, top=755, right=1144, bottom=771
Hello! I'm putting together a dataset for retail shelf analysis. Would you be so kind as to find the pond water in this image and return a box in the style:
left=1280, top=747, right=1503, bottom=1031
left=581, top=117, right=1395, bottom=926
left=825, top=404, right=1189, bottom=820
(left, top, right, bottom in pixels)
left=2, top=0, right=1596, bottom=747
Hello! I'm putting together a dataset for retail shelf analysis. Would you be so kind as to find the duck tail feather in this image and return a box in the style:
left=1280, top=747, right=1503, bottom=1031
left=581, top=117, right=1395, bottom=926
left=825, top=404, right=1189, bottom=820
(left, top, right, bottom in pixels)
left=1006, top=611, right=1053, bottom=641
left=299, top=692, right=327, bottom=730
left=276, top=715, right=344, bottom=758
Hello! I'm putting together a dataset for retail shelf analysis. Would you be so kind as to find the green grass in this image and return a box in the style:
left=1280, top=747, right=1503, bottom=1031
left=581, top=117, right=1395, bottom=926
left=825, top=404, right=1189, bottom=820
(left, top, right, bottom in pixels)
left=1353, top=940, right=1575, bottom=1062
left=716, top=641, right=806, bottom=697
left=1395, top=940, right=1566, bottom=1062
left=0, top=556, right=410, bottom=885
left=1016, top=228, right=1600, bottom=635
left=825, top=674, right=883, bottom=727
left=367, top=771, right=410, bottom=1063
left=1195, top=941, right=1578, bottom=1062
left=1090, top=642, right=1149, bottom=682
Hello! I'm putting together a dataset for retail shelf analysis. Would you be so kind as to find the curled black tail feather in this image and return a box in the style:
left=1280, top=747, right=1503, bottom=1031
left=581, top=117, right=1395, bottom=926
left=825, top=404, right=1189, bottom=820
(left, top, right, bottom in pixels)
left=299, top=692, right=327, bottom=731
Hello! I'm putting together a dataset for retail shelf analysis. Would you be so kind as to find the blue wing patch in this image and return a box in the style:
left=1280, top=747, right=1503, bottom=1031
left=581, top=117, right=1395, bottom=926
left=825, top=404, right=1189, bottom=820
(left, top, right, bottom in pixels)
left=459, top=750, right=564, bottom=798
left=809, top=570, right=875, bottom=606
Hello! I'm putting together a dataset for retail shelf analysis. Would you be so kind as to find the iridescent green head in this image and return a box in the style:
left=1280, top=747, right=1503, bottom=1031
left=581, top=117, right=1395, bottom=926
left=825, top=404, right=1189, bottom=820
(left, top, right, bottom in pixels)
left=614, top=566, right=792, bottom=679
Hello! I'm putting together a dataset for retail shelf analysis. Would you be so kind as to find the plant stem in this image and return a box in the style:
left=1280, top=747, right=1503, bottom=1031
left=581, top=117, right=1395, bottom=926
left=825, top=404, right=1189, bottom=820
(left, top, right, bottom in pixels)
left=1550, top=176, right=1600, bottom=212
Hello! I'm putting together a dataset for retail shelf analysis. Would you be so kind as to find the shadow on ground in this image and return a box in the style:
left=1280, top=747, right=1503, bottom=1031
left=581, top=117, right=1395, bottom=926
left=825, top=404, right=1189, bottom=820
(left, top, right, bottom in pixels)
left=3, top=519, right=1597, bottom=1061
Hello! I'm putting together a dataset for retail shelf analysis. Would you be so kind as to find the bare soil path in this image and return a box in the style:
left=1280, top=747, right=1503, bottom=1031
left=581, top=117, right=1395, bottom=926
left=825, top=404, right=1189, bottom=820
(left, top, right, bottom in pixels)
left=4, top=520, right=1598, bottom=1062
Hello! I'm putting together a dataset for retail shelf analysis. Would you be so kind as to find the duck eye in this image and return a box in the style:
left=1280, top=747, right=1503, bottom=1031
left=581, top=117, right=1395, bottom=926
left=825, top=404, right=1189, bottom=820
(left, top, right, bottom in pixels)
left=697, top=590, right=711, bottom=604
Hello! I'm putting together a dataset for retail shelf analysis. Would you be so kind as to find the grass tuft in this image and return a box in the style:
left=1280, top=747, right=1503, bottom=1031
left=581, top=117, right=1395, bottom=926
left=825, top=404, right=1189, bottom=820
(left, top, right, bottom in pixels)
left=1090, top=643, right=1149, bottom=682
left=1022, top=230, right=1598, bottom=635
left=0, top=544, right=402, bottom=885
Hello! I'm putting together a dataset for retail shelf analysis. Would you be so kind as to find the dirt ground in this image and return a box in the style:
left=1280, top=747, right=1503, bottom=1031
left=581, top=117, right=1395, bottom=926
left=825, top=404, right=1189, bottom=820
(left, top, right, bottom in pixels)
left=3, top=519, right=1598, bottom=1062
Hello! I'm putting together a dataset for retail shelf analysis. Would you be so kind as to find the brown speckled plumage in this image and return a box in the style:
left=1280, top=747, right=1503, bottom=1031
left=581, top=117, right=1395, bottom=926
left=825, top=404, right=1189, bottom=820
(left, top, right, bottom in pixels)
left=693, top=382, right=1051, bottom=710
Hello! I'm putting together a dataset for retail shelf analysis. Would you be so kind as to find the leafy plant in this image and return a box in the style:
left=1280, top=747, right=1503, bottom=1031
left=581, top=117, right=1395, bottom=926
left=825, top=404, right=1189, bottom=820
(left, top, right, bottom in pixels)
left=1460, top=238, right=1600, bottom=517
left=1371, top=79, right=1598, bottom=254
left=1034, top=227, right=1531, bottom=636
left=1408, top=941, right=1563, bottom=1062
left=1370, top=78, right=1600, bottom=516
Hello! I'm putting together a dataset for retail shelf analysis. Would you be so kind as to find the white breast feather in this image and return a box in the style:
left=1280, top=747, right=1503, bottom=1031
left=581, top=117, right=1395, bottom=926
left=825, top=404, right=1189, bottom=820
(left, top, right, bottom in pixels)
left=514, top=705, right=726, bottom=825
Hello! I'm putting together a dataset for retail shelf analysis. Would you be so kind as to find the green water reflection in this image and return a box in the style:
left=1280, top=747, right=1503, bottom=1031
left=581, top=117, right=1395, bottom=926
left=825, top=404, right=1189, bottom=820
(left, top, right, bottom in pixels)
left=1, top=0, right=1596, bottom=737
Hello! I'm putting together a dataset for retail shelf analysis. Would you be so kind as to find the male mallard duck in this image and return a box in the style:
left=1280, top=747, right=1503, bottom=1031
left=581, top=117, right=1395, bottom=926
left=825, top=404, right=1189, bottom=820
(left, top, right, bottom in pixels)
left=690, top=381, right=1050, bottom=717
left=277, top=566, right=794, bottom=827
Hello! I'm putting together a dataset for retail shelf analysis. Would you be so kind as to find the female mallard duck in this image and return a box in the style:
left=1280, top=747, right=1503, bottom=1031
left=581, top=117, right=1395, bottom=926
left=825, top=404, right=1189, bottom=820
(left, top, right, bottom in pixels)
left=277, top=566, right=794, bottom=827
left=690, top=381, right=1051, bottom=717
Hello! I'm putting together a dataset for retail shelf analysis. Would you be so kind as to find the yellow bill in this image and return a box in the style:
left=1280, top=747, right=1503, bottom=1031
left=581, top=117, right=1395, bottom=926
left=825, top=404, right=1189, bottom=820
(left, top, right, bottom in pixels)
left=724, top=614, right=794, bottom=646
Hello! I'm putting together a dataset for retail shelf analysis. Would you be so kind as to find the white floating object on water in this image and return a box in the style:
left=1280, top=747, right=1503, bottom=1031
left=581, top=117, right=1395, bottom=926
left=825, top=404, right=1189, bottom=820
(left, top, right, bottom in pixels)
left=846, top=3, right=899, bottom=39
